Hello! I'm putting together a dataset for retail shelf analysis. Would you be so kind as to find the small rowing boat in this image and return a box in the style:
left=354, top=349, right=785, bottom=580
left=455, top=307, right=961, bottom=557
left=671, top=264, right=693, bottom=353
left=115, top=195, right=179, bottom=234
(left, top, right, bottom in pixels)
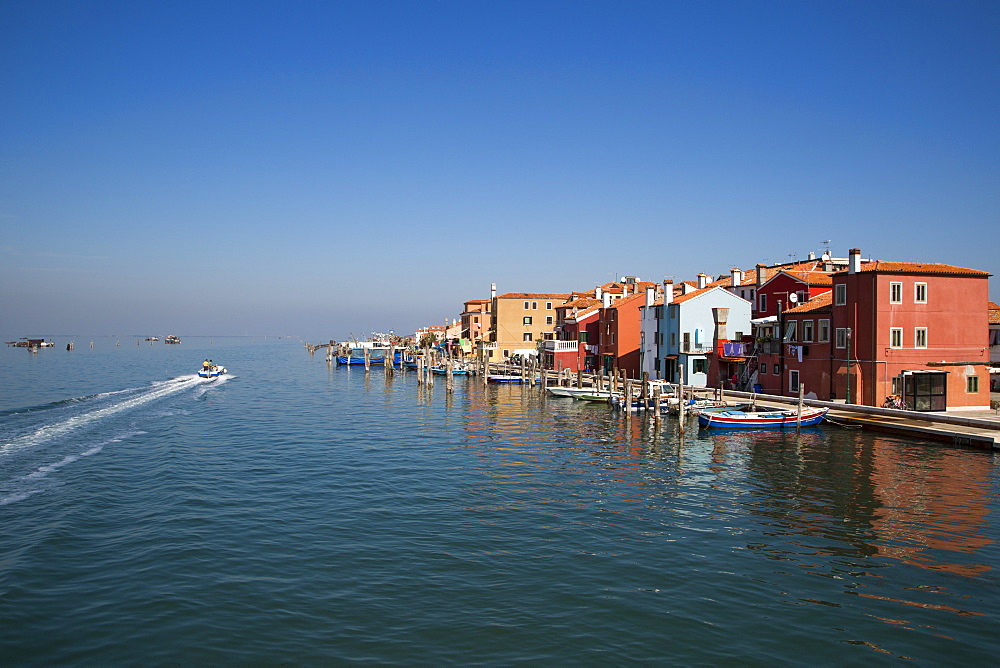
left=697, top=406, right=828, bottom=429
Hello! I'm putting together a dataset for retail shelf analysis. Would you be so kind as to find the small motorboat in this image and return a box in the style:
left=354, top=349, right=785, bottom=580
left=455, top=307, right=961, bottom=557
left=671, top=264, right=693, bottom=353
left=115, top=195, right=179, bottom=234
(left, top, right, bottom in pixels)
left=697, top=406, right=828, bottom=429
left=198, top=363, right=227, bottom=378
left=546, top=386, right=596, bottom=398
left=487, top=374, right=530, bottom=384
left=430, top=365, right=476, bottom=376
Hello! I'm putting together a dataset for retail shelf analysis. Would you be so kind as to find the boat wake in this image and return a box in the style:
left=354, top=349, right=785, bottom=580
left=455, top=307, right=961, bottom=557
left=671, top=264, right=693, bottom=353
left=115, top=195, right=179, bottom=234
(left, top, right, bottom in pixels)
left=0, top=374, right=221, bottom=506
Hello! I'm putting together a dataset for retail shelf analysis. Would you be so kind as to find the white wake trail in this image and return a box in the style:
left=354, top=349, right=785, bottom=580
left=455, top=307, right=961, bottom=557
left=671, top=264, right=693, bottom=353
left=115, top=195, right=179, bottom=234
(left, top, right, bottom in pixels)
left=0, top=375, right=207, bottom=458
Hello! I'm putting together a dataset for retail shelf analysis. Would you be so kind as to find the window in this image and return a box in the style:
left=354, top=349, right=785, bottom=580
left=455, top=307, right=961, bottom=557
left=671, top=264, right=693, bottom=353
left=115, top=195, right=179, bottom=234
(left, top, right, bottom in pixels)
left=915, top=327, right=927, bottom=348
left=759, top=294, right=767, bottom=312
left=683, top=332, right=691, bottom=350
left=818, top=319, right=830, bottom=343
left=546, top=302, right=552, bottom=310
left=532, top=301, right=538, bottom=310
left=783, top=321, right=797, bottom=342
left=890, top=328, right=903, bottom=348
left=760, top=363, right=768, bottom=375
left=789, top=370, right=800, bottom=393
left=835, top=284, right=846, bottom=305
left=915, top=283, right=927, bottom=303
left=523, top=316, right=532, bottom=325
left=546, top=316, right=553, bottom=325
left=796, top=291, right=807, bottom=304
left=802, top=320, right=814, bottom=342
left=473, top=316, right=479, bottom=324
left=543, top=333, right=553, bottom=340
left=670, top=304, right=678, bottom=319
left=693, top=359, right=707, bottom=374
left=967, top=376, right=979, bottom=393
left=890, top=282, right=902, bottom=304
left=773, top=364, right=780, bottom=375
left=836, top=328, right=848, bottom=349
left=502, top=349, right=509, bottom=358
left=670, top=333, right=676, bottom=346
left=734, top=331, right=744, bottom=340
left=523, top=333, right=533, bottom=342
left=579, top=332, right=589, bottom=343
left=524, top=301, right=529, bottom=309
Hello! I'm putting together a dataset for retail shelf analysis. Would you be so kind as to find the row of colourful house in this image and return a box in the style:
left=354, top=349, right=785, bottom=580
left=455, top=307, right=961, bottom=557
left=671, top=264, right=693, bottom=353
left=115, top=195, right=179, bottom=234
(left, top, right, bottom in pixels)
left=414, top=247, right=999, bottom=411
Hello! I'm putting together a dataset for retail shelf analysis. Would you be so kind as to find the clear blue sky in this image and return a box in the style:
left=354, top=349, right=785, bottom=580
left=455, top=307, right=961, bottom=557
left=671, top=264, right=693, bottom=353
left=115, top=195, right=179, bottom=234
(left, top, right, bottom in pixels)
left=2, top=0, right=998, bottom=339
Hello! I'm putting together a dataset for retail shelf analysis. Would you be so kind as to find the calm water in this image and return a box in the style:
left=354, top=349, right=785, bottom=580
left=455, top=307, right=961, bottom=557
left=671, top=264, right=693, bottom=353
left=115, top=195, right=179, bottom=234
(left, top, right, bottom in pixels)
left=2, top=337, right=999, bottom=664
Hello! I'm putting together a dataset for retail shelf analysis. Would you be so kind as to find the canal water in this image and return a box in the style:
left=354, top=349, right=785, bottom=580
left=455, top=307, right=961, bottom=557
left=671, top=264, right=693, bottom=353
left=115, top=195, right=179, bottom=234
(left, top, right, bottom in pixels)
left=2, top=337, right=998, bottom=664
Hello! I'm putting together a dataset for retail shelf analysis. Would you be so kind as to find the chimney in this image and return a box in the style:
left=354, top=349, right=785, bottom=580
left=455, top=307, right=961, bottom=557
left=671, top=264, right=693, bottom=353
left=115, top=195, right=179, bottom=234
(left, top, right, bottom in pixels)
left=645, top=285, right=655, bottom=307
left=602, top=291, right=612, bottom=308
left=808, top=251, right=816, bottom=260
left=663, top=280, right=674, bottom=304
left=848, top=248, right=862, bottom=274
left=756, top=263, right=767, bottom=289
left=595, top=287, right=603, bottom=300
left=730, top=267, right=743, bottom=288
left=491, top=282, right=496, bottom=299
left=697, top=273, right=708, bottom=289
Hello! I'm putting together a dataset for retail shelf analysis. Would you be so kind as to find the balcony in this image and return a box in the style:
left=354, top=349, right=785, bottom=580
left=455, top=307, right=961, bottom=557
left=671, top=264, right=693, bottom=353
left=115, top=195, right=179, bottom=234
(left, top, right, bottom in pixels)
left=543, top=340, right=579, bottom=352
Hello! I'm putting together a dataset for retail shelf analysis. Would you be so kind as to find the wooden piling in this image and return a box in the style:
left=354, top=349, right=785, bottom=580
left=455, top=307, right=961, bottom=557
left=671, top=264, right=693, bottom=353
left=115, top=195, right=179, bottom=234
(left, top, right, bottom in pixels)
left=796, top=384, right=804, bottom=431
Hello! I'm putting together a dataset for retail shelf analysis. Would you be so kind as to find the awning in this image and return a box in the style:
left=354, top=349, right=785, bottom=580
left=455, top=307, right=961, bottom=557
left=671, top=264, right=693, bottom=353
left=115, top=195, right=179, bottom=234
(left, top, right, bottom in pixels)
left=751, top=315, right=778, bottom=325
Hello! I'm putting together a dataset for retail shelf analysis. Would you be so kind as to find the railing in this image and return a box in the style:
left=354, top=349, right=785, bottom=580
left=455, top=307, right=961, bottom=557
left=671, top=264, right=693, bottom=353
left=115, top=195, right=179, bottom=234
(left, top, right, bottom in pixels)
left=543, top=340, right=578, bottom=352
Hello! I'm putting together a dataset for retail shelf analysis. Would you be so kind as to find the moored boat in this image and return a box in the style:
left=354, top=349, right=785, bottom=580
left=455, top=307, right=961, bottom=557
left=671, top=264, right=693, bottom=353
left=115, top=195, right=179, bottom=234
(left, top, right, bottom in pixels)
left=164, top=335, right=181, bottom=344
left=546, top=386, right=596, bottom=398
left=430, top=364, right=476, bottom=376
left=487, top=374, right=530, bottom=384
left=575, top=390, right=620, bottom=403
left=697, top=406, right=828, bottom=429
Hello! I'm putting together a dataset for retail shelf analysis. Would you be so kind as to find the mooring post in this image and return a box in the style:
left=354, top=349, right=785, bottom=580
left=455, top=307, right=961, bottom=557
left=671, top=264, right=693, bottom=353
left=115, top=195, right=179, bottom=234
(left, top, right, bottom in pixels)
left=678, top=365, right=686, bottom=434
left=797, top=383, right=804, bottom=430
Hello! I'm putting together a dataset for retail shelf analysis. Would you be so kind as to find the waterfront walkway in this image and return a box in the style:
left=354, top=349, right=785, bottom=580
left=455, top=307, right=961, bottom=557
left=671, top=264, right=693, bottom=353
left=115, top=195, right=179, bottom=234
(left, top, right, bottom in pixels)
left=707, top=390, right=1000, bottom=449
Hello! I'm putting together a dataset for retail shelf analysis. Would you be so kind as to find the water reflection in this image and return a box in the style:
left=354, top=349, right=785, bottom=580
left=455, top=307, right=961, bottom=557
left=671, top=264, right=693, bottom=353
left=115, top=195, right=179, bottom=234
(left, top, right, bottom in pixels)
left=318, top=360, right=1000, bottom=662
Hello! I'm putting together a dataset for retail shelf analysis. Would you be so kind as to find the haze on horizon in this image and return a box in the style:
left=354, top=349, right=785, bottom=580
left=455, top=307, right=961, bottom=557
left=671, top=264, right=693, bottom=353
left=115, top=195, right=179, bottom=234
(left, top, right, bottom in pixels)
left=2, top=1, right=998, bottom=341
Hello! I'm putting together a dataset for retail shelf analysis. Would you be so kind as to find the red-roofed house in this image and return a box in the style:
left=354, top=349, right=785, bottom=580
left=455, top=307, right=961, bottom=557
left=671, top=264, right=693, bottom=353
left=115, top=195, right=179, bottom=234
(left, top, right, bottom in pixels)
left=545, top=296, right=602, bottom=372
left=828, top=249, right=992, bottom=410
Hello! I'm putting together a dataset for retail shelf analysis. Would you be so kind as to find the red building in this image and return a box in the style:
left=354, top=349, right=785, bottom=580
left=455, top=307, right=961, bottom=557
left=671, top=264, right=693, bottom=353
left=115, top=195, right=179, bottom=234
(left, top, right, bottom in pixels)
left=597, top=292, right=648, bottom=377
left=545, top=296, right=601, bottom=372
left=829, top=249, right=991, bottom=410
left=752, top=268, right=835, bottom=395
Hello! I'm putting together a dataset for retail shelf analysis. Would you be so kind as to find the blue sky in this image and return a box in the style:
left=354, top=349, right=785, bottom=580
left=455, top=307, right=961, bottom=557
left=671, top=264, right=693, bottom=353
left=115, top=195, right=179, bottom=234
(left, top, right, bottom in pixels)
left=2, top=0, right=998, bottom=339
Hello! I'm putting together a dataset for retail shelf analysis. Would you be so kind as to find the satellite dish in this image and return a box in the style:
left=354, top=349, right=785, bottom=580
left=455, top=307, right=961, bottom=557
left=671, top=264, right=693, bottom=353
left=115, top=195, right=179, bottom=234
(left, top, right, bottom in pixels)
left=788, top=293, right=798, bottom=303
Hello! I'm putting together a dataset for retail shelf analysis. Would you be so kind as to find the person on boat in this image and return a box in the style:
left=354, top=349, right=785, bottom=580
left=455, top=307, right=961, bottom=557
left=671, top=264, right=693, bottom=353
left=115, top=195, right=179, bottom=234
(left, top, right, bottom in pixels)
left=203, top=359, right=211, bottom=371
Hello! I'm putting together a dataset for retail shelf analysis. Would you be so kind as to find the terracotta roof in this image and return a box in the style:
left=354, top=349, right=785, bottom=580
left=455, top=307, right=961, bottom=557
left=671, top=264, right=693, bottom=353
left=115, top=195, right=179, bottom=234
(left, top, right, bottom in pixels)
left=672, top=285, right=716, bottom=304
left=561, top=297, right=602, bottom=310
left=496, top=293, right=572, bottom=300
left=773, top=269, right=834, bottom=286
left=605, top=292, right=646, bottom=309
left=989, top=301, right=1000, bottom=325
left=833, top=261, right=990, bottom=277
left=784, top=291, right=833, bottom=314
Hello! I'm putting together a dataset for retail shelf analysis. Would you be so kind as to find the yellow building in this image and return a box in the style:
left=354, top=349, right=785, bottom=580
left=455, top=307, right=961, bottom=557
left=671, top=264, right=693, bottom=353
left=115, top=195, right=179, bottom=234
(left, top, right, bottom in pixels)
left=489, top=292, right=571, bottom=360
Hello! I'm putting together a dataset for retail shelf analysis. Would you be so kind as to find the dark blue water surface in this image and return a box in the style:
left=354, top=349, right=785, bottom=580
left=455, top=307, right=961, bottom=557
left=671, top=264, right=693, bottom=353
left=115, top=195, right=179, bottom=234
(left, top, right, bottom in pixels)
left=2, top=337, right=999, bottom=664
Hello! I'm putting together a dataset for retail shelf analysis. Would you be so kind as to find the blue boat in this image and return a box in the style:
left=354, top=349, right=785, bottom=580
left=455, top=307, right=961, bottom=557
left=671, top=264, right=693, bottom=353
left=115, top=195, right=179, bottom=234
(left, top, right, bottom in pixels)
left=337, top=347, right=403, bottom=366
left=697, top=406, right=828, bottom=429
